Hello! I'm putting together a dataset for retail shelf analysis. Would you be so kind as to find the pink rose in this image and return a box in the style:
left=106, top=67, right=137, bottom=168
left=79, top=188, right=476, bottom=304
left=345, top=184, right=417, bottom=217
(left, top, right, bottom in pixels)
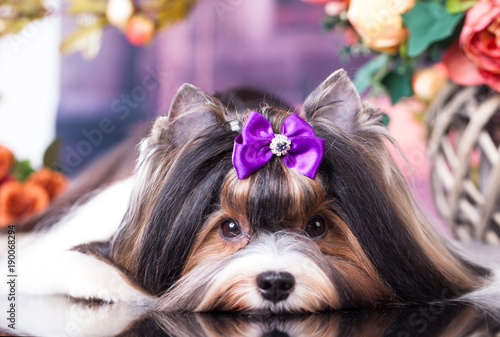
left=443, top=41, right=484, bottom=86
left=460, top=0, right=500, bottom=91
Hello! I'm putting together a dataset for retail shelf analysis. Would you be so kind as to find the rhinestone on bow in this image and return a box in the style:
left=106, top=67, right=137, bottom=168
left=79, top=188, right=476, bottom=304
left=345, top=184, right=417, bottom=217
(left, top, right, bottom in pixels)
left=270, top=134, right=291, bottom=157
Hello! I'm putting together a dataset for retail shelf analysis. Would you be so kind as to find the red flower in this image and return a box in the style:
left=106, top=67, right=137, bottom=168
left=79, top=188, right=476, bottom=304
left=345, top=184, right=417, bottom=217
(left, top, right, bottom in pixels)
left=125, top=15, right=155, bottom=46
left=0, top=145, right=13, bottom=181
left=0, top=175, right=14, bottom=187
left=459, top=0, right=500, bottom=91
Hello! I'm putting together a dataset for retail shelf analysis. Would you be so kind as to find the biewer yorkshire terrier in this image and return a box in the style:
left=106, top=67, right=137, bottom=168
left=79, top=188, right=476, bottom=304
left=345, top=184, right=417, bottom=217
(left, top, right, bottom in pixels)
left=3, top=69, right=500, bottom=312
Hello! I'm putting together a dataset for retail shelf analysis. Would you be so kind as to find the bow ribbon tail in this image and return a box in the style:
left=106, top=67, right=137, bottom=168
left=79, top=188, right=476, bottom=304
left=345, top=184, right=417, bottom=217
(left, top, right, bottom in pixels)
left=233, top=137, right=273, bottom=179
left=283, top=137, right=325, bottom=179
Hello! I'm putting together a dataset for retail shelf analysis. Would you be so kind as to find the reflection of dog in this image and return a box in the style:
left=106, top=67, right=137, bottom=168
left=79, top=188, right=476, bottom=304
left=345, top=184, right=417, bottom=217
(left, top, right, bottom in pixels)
left=9, top=70, right=499, bottom=312
left=121, top=305, right=500, bottom=337
left=7, top=299, right=498, bottom=337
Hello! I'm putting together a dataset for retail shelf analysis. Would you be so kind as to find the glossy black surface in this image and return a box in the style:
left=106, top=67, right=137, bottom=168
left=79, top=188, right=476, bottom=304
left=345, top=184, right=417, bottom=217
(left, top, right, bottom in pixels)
left=120, top=305, right=500, bottom=337
left=1, top=296, right=498, bottom=337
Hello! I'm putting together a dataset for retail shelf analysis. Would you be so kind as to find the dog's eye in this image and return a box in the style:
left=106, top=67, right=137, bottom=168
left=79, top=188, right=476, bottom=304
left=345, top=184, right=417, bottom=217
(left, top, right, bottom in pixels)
left=220, top=219, right=242, bottom=239
left=305, top=217, right=327, bottom=238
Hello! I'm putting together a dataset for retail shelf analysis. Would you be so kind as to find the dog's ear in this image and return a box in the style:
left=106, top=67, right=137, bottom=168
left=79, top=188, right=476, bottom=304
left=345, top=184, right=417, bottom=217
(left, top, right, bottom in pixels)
left=303, top=69, right=363, bottom=133
left=150, top=84, right=226, bottom=147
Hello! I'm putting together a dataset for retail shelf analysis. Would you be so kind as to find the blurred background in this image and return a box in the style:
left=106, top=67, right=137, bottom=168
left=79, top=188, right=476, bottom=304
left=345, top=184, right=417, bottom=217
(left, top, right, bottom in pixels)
left=0, top=0, right=441, bottom=232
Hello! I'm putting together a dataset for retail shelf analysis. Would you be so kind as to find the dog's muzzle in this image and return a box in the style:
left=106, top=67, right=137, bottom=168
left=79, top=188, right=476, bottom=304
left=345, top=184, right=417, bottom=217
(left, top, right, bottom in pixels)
left=257, top=271, right=295, bottom=303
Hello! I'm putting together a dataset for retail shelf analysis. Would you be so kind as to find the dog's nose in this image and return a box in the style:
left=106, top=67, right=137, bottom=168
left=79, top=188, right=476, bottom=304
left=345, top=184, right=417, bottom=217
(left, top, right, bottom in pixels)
left=256, top=271, right=295, bottom=303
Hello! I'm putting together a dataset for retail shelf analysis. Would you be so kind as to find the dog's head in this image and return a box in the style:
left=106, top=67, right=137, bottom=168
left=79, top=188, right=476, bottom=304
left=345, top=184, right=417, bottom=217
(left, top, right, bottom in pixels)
left=110, top=69, right=489, bottom=312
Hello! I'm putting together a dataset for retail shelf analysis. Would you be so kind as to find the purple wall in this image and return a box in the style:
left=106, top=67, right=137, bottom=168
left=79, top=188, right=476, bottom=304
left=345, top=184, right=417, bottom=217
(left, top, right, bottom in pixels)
left=56, top=0, right=366, bottom=173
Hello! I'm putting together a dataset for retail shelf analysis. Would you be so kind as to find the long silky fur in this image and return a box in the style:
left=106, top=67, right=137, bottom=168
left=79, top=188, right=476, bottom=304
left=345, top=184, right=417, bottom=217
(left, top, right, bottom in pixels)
left=306, top=106, right=489, bottom=302
left=108, top=70, right=492, bottom=309
left=8, top=70, right=497, bottom=312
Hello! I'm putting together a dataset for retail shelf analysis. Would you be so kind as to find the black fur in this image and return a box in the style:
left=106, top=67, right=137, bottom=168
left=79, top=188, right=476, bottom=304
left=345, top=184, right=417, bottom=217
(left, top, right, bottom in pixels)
left=315, top=127, right=489, bottom=302
left=137, top=126, right=236, bottom=295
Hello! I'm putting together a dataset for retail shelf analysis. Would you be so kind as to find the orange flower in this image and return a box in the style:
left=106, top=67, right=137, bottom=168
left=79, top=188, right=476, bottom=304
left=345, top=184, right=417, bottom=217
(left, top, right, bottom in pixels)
left=0, top=145, right=14, bottom=180
left=347, top=0, right=415, bottom=53
left=0, top=181, right=49, bottom=227
left=25, top=168, right=68, bottom=200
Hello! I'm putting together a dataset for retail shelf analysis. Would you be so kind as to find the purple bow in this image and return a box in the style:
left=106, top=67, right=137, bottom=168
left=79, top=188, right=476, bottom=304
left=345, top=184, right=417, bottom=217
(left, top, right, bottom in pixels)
left=232, top=111, right=325, bottom=179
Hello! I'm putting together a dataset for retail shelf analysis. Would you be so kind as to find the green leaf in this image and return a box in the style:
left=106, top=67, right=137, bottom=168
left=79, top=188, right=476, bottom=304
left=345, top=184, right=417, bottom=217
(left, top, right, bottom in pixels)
left=381, top=69, right=413, bottom=104
left=427, top=43, right=444, bottom=62
left=43, top=138, right=61, bottom=169
left=398, top=40, right=408, bottom=59
left=381, top=113, right=390, bottom=128
left=13, top=160, right=35, bottom=182
left=339, top=45, right=352, bottom=62
left=353, top=54, right=390, bottom=94
left=402, top=2, right=464, bottom=58
left=323, top=15, right=341, bottom=31
left=446, top=0, right=478, bottom=14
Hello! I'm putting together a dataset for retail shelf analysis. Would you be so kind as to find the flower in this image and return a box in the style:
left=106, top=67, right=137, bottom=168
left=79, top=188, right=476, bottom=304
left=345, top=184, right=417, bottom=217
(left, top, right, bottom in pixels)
left=343, top=26, right=359, bottom=46
left=0, top=145, right=13, bottom=181
left=412, top=63, right=449, bottom=103
left=460, top=0, right=500, bottom=91
left=347, top=0, right=415, bottom=53
left=324, top=1, right=349, bottom=16
left=0, top=181, right=49, bottom=227
left=106, top=0, right=134, bottom=29
left=443, top=41, right=484, bottom=85
left=25, top=168, right=68, bottom=200
left=125, top=15, right=155, bottom=46
left=301, top=0, right=335, bottom=4
left=0, top=175, right=13, bottom=187
left=443, top=41, right=484, bottom=86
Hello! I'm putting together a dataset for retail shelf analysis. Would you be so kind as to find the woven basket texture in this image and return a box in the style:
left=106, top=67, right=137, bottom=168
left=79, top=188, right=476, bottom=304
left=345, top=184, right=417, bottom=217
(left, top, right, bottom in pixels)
left=427, top=84, right=500, bottom=244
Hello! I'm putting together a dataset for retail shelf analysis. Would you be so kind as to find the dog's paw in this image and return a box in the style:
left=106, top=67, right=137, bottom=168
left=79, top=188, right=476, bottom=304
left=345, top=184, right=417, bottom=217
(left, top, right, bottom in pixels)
left=13, top=249, right=152, bottom=305
left=67, top=285, right=115, bottom=303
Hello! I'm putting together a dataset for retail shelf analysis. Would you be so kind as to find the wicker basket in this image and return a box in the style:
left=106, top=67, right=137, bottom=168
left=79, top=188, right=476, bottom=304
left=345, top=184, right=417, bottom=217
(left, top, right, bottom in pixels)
left=426, top=83, right=500, bottom=244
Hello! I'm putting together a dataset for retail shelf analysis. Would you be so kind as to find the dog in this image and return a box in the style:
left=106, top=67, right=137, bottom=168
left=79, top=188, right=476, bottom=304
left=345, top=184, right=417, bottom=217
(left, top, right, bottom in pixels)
left=3, top=69, right=499, bottom=313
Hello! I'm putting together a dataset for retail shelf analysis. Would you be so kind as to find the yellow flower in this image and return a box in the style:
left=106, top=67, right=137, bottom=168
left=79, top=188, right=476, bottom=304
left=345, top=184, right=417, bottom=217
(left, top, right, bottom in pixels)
left=347, top=0, right=415, bottom=53
left=412, top=63, right=449, bottom=103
